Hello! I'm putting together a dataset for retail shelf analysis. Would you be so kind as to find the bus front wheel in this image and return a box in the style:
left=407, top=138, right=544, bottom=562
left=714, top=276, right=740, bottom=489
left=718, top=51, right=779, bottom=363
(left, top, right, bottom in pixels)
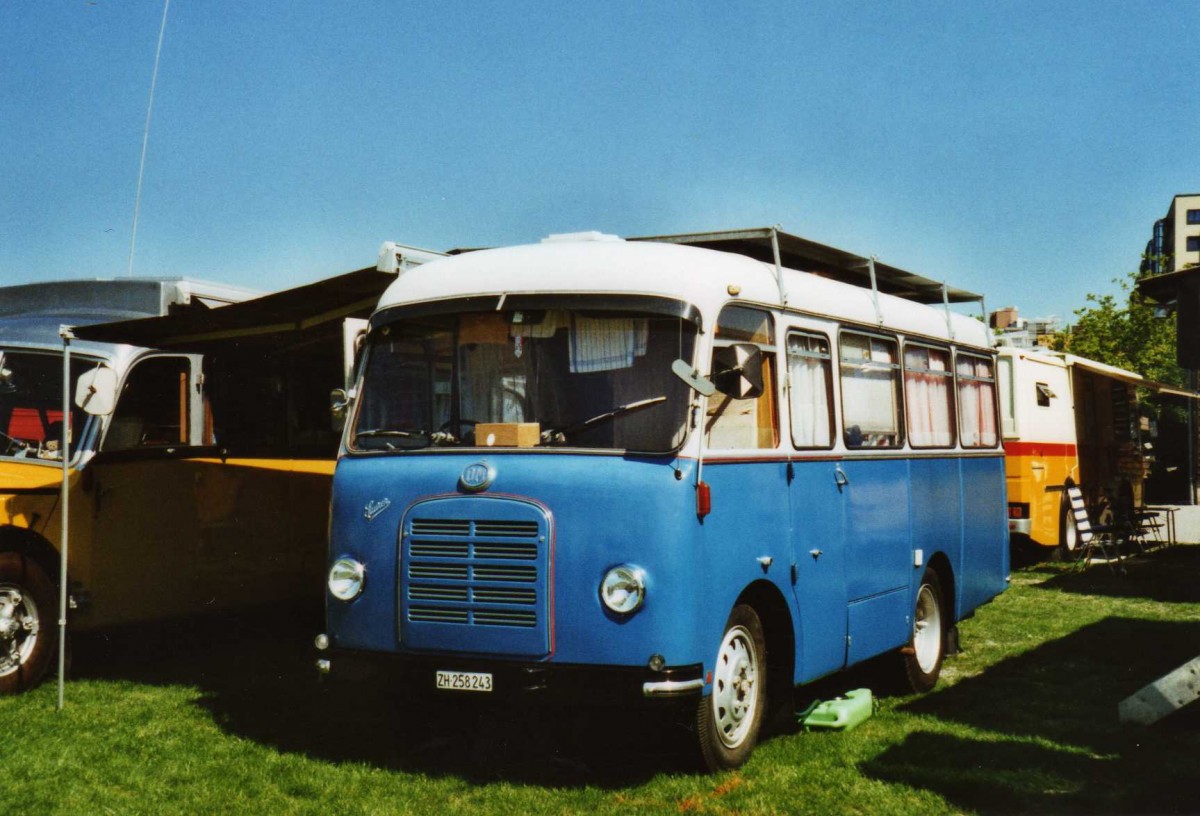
left=695, top=604, right=766, bottom=771
left=896, top=569, right=946, bottom=694
left=0, top=551, right=56, bottom=695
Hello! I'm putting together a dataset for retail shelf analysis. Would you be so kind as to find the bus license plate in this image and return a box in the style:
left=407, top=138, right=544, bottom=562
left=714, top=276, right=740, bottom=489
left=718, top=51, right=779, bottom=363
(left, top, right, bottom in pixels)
left=436, top=670, right=493, bottom=692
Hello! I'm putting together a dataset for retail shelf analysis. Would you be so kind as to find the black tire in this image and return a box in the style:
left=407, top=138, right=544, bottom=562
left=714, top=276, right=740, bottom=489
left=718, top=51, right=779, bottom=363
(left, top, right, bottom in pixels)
left=695, top=604, right=767, bottom=771
left=0, top=551, right=57, bottom=694
left=896, top=569, right=946, bottom=694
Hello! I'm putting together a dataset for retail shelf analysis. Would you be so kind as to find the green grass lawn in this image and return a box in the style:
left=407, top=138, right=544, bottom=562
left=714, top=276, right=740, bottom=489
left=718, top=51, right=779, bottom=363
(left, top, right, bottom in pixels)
left=3, top=546, right=1199, bottom=815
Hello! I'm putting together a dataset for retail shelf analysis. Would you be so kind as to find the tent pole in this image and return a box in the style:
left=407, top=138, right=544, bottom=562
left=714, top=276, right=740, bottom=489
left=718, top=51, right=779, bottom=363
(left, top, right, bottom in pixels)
left=57, top=327, right=73, bottom=710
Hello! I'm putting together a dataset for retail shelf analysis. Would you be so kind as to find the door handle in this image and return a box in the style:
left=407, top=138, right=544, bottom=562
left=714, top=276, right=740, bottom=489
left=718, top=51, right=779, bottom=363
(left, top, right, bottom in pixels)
left=809, top=549, right=823, bottom=559
left=834, top=467, right=849, bottom=488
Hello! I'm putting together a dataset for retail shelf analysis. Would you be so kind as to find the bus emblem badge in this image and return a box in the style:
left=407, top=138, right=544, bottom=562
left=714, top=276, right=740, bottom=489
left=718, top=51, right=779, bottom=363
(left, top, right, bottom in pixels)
left=363, top=498, right=391, bottom=521
left=460, top=462, right=495, bottom=493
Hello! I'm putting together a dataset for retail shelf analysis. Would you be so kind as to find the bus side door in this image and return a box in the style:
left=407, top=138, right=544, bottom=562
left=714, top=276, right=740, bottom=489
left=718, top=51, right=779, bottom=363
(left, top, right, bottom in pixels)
left=782, top=327, right=848, bottom=681
left=87, top=354, right=206, bottom=627
left=836, top=330, right=912, bottom=664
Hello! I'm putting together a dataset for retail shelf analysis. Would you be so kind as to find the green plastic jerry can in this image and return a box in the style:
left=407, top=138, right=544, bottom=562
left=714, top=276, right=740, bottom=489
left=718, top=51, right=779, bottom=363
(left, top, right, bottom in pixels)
left=798, top=688, right=874, bottom=732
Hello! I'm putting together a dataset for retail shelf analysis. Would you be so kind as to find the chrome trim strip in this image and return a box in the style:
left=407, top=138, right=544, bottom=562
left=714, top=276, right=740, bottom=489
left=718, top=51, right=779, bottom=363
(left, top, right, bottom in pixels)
left=643, top=677, right=705, bottom=697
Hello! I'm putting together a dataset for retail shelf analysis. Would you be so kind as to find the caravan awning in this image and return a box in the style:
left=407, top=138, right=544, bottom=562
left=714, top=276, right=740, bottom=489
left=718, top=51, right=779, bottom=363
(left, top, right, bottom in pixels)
left=1064, top=355, right=1145, bottom=388
left=73, top=267, right=396, bottom=352
left=629, top=227, right=983, bottom=305
left=1064, top=354, right=1199, bottom=400
left=72, top=241, right=443, bottom=352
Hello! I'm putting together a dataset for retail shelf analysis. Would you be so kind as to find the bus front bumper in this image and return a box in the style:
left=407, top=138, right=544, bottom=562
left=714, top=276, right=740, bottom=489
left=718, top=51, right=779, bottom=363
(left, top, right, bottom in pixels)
left=316, top=647, right=706, bottom=705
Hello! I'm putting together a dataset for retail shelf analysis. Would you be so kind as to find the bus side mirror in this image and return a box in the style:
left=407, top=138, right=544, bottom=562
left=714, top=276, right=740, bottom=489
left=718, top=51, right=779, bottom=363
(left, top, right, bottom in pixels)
left=710, top=343, right=765, bottom=400
left=330, top=387, right=353, bottom=432
left=75, top=366, right=119, bottom=416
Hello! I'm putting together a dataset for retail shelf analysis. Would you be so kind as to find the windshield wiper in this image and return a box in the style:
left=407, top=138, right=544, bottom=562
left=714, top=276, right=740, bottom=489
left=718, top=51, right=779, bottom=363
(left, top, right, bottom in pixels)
left=540, top=396, right=667, bottom=445
left=0, top=429, right=29, bottom=457
left=354, top=428, right=459, bottom=448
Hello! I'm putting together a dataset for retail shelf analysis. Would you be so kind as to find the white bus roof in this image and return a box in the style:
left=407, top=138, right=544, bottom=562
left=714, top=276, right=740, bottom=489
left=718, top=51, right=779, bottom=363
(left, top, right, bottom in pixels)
left=377, top=233, right=992, bottom=349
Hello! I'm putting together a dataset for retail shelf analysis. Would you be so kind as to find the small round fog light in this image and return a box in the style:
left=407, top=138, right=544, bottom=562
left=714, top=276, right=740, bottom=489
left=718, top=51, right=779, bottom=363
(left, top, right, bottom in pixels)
left=314, top=633, right=330, bottom=651
left=648, top=653, right=666, bottom=672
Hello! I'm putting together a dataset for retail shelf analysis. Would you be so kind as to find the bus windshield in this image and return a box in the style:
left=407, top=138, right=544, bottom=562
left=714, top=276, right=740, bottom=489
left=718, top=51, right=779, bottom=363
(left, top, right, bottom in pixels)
left=0, top=349, right=93, bottom=462
left=351, top=307, right=698, bottom=453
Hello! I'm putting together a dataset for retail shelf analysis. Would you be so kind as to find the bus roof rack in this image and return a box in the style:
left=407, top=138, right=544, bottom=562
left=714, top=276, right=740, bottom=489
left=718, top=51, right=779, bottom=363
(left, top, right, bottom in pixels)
left=629, top=227, right=982, bottom=305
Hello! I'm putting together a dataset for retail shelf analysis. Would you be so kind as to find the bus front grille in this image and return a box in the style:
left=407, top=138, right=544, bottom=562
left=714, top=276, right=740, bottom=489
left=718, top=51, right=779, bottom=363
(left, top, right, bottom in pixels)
left=401, top=497, right=551, bottom=657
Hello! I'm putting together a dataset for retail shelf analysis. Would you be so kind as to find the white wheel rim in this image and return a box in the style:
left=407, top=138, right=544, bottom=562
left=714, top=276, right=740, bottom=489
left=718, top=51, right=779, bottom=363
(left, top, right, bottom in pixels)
left=0, top=583, right=39, bottom=678
left=913, top=584, right=941, bottom=674
left=1064, top=517, right=1078, bottom=552
left=711, top=624, right=760, bottom=749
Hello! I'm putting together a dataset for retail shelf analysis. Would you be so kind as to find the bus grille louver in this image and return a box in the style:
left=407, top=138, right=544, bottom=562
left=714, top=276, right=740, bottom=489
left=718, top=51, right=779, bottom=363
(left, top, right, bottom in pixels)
left=402, top=504, right=550, bottom=652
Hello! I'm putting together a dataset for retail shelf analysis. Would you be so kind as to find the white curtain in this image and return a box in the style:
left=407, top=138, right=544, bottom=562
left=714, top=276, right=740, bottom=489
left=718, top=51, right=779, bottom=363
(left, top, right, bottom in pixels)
left=957, top=356, right=998, bottom=447
left=788, top=335, right=831, bottom=447
left=905, top=347, right=953, bottom=447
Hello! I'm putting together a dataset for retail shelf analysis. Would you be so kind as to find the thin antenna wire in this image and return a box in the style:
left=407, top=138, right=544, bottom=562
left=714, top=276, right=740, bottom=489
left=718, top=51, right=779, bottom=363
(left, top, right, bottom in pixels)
left=126, top=0, right=171, bottom=278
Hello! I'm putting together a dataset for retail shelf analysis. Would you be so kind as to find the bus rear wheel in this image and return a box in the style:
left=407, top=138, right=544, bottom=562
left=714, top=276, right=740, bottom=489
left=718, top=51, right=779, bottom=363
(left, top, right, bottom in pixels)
left=695, top=604, right=766, bottom=771
left=0, top=552, right=56, bottom=695
left=895, top=569, right=946, bottom=694
left=1057, top=491, right=1080, bottom=559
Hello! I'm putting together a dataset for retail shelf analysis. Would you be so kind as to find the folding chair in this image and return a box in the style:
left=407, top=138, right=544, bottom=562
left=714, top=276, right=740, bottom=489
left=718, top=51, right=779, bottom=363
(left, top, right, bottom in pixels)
left=1131, top=506, right=1165, bottom=551
left=1067, top=486, right=1122, bottom=572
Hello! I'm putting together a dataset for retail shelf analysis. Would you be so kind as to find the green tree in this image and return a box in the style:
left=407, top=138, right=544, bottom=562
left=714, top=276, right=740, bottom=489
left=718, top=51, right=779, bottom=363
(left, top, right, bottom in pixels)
left=1063, top=260, right=1184, bottom=389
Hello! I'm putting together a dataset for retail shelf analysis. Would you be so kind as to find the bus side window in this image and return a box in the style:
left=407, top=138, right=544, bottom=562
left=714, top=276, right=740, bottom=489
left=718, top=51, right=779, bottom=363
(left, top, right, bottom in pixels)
left=103, top=357, right=190, bottom=451
left=705, top=305, right=778, bottom=450
left=957, top=353, right=999, bottom=448
left=903, top=344, right=955, bottom=448
left=839, top=331, right=902, bottom=448
left=1035, top=382, right=1055, bottom=407
left=998, top=356, right=1016, bottom=437
left=786, top=331, right=833, bottom=449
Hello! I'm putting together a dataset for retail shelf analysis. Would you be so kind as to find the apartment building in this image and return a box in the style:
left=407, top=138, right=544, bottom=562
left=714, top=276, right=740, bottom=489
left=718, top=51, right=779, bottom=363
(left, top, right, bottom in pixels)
left=1142, top=193, right=1200, bottom=275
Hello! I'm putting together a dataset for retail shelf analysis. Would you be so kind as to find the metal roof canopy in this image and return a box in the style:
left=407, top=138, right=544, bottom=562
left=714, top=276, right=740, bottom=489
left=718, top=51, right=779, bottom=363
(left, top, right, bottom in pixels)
left=1136, top=265, right=1200, bottom=305
left=72, top=243, right=442, bottom=352
left=629, top=227, right=983, bottom=305
left=72, top=266, right=394, bottom=351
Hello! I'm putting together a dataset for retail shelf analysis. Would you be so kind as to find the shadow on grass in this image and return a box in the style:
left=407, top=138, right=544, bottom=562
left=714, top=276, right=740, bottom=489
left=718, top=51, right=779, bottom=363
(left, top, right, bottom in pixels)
left=862, top=616, right=1200, bottom=812
left=69, top=602, right=696, bottom=786
left=1029, top=544, right=1200, bottom=604
left=862, top=726, right=1200, bottom=815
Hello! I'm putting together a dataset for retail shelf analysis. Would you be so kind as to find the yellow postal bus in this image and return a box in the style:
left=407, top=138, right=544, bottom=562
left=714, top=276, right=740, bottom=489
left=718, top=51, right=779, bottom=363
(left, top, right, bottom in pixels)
left=997, top=347, right=1149, bottom=558
left=0, top=245, right=437, bottom=693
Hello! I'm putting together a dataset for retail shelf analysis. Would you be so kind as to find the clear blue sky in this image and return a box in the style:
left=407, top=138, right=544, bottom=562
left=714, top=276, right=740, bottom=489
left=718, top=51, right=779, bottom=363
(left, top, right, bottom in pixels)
left=3, top=1, right=1198, bottom=324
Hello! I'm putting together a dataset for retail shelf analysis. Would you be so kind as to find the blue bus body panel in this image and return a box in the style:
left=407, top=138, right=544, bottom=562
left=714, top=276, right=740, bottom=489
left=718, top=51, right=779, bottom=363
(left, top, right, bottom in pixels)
left=328, top=449, right=1009, bottom=684
left=690, top=459, right=796, bottom=673
left=328, top=453, right=713, bottom=668
left=841, top=457, right=912, bottom=663
left=787, top=459, right=848, bottom=682
left=958, top=455, right=1010, bottom=614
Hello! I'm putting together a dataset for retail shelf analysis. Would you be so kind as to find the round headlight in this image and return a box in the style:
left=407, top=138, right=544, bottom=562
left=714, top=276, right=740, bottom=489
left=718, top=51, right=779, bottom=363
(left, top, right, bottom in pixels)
left=328, top=557, right=365, bottom=601
left=600, top=565, right=646, bottom=615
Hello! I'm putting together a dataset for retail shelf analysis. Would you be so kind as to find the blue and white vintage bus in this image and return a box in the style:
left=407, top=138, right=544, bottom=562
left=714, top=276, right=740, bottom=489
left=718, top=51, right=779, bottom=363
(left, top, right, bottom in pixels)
left=317, top=230, right=1009, bottom=769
